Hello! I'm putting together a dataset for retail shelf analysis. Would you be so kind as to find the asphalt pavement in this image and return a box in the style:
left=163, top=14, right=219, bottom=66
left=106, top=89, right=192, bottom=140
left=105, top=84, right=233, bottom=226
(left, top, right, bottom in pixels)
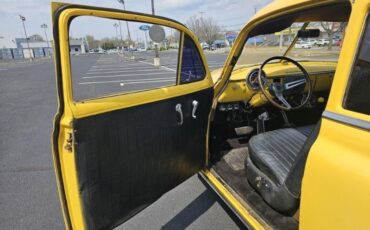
left=0, top=51, right=246, bottom=230
left=71, top=51, right=226, bottom=101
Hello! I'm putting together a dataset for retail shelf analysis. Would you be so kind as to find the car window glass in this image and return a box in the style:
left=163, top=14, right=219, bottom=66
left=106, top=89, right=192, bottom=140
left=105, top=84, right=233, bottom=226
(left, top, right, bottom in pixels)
left=180, top=34, right=205, bottom=84
left=235, top=21, right=345, bottom=67
left=344, top=16, right=370, bottom=115
left=69, top=16, right=180, bottom=101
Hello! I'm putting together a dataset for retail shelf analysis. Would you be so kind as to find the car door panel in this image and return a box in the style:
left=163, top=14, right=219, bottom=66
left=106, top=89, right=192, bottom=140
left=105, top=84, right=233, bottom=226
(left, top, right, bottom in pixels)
left=51, top=3, right=214, bottom=229
left=74, top=88, right=213, bottom=229
left=300, top=2, right=370, bottom=229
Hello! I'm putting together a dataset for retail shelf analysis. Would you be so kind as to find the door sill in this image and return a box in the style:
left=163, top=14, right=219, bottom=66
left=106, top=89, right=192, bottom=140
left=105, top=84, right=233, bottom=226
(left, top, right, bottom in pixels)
left=200, top=169, right=270, bottom=230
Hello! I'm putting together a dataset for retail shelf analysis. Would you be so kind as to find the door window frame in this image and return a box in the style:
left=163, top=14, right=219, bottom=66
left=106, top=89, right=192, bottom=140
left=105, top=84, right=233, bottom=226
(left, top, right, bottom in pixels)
left=323, top=1, right=370, bottom=123
left=56, top=5, right=213, bottom=119
left=342, top=12, right=370, bottom=116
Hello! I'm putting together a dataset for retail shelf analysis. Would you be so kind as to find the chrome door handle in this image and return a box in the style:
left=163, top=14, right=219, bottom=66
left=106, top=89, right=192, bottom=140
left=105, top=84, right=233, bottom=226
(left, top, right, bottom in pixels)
left=192, top=100, right=199, bottom=119
left=175, top=103, right=183, bottom=125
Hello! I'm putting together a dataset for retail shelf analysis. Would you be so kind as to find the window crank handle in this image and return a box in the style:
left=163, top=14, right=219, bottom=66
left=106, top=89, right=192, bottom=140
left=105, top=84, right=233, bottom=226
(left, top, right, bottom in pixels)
left=175, top=103, right=183, bottom=125
left=192, top=100, right=199, bottom=119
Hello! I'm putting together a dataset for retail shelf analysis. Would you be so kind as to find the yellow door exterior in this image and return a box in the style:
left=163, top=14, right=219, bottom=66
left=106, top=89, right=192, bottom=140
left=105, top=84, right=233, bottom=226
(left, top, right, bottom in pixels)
left=301, top=0, right=370, bottom=229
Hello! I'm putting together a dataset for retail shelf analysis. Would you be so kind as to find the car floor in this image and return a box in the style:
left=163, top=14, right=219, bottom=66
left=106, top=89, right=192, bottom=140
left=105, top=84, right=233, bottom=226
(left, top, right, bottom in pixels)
left=211, top=137, right=298, bottom=230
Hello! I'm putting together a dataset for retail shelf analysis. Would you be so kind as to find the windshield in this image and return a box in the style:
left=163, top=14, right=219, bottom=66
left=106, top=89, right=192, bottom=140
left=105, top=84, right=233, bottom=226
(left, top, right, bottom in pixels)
left=235, top=21, right=346, bottom=68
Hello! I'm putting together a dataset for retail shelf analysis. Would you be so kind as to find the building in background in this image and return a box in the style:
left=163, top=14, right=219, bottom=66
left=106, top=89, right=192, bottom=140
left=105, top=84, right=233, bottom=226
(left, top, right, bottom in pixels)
left=0, top=37, right=53, bottom=60
left=69, top=39, right=88, bottom=55
left=0, top=36, right=21, bottom=60
left=18, top=40, right=53, bottom=58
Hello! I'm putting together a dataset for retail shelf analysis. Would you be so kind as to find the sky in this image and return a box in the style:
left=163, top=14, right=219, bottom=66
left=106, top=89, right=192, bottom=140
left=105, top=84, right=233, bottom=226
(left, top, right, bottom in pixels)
left=0, top=0, right=272, bottom=42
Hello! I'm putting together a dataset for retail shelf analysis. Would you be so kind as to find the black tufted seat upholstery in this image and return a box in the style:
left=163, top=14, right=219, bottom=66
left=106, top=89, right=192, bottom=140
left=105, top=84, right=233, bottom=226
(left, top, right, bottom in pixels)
left=245, top=124, right=320, bottom=215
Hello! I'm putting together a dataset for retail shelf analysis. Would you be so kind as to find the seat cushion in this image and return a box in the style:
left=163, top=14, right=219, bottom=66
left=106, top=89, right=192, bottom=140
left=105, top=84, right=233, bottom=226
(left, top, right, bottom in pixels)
left=248, top=125, right=315, bottom=185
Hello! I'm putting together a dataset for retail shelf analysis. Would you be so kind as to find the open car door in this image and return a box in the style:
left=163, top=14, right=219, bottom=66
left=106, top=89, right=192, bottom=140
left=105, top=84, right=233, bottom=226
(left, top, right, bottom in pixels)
left=51, top=3, right=214, bottom=229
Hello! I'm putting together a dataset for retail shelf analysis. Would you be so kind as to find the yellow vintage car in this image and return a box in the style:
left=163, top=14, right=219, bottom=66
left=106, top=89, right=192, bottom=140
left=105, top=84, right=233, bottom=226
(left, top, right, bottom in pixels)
left=51, top=0, right=370, bottom=229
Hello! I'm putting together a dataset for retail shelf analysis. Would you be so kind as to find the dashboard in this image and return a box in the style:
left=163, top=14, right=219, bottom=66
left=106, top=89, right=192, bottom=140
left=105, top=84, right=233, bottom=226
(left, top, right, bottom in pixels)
left=215, top=61, right=337, bottom=108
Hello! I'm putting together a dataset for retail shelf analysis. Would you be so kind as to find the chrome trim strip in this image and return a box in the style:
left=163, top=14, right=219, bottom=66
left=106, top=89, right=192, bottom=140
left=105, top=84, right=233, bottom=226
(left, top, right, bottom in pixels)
left=322, top=111, right=370, bottom=131
left=272, top=70, right=335, bottom=78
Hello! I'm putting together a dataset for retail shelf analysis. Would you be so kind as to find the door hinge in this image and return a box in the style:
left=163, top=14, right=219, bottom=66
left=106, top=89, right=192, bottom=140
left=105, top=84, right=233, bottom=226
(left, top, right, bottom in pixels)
left=64, top=132, right=74, bottom=152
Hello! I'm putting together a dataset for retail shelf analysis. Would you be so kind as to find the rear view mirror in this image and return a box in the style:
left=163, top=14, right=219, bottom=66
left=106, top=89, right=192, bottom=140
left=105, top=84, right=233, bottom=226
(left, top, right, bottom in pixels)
left=297, top=29, right=320, bottom=38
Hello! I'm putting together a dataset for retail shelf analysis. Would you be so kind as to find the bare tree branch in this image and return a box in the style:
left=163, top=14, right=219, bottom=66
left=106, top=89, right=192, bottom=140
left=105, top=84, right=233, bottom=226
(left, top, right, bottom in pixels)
left=187, top=15, right=222, bottom=46
left=320, top=22, right=346, bottom=50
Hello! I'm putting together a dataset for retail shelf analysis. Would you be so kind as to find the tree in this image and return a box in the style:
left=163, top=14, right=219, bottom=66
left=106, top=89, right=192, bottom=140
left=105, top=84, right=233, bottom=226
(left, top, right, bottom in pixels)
left=100, top=37, right=118, bottom=50
left=187, top=15, right=222, bottom=46
left=29, top=34, right=44, bottom=41
left=85, top=35, right=100, bottom=49
left=187, top=16, right=202, bottom=40
left=166, top=31, right=180, bottom=49
left=320, top=22, right=347, bottom=50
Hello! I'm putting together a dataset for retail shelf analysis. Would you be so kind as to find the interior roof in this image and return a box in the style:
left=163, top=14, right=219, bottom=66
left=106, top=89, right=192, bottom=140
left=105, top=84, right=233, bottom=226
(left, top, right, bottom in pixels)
left=250, top=2, right=351, bottom=37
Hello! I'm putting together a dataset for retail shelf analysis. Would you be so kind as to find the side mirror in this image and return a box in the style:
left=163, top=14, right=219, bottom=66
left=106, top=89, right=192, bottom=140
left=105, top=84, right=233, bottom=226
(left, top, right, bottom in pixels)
left=297, top=29, right=320, bottom=38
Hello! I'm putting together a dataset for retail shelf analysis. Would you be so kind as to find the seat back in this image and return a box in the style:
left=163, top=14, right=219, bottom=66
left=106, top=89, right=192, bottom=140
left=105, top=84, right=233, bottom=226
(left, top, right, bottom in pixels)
left=284, top=121, right=322, bottom=197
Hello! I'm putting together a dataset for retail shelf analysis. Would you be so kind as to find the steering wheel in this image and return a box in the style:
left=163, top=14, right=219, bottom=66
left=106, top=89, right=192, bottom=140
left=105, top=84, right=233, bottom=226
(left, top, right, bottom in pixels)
left=258, top=56, right=312, bottom=111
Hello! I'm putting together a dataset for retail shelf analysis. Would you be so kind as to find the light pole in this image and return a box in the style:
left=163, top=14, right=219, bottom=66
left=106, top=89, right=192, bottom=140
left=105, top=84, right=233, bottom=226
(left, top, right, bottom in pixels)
left=41, top=23, right=50, bottom=56
left=119, top=21, right=123, bottom=48
left=151, top=0, right=155, bottom=15
left=113, top=22, right=119, bottom=40
left=150, top=0, right=160, bottom=59
left=118, top=0, right=133, bottom=58
left=19, top=15, right=32, bottom=60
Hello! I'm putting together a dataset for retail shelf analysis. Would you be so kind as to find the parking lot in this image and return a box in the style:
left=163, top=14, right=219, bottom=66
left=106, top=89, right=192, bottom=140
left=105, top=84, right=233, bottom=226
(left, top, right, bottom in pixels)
left=70, top=51, right=226, bottom=100
left=74, top=53, right=174, bottom=100
left=0, top=51, right=247, bottom=230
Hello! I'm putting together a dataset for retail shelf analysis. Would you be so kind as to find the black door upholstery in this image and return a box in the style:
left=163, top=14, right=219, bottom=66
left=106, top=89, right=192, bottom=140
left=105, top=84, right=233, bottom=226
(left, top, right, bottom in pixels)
left=73, top=88, right=213, bottom=229
left=245, top=123, right=320, bottom=215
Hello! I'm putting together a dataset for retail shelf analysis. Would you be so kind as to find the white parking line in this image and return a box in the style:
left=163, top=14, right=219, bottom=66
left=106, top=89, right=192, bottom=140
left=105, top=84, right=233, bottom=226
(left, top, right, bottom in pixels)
left=80, top=78, right=175, bottom=85
left=86, top=68, right=170, bottom=75
left=0, top=68, right=8, bottom=71
left=83, top=71, right=173, bottom=79
left=87, top=66, right=160, bottom=72
left=91, top=62, right=150, bottom=68
left=161, top=65, right=176, bottom=72
left=139, top=60, right=177, bottom=72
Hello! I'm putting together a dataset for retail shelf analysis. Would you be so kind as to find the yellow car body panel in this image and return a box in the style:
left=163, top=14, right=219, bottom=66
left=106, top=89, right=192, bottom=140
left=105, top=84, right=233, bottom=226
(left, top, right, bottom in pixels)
left=301, top=119, right=370, bottom=229
left=300, top=0, right=370, bottom=229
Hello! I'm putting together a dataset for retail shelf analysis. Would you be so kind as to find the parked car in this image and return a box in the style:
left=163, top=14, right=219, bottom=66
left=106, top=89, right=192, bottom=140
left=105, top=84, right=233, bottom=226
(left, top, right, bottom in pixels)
left=137, top=47, right=147, bottom=52
left=333, top=38, right=342, bottom=46
left=307, top=38, right=318, bottom=45
left=295, top=40, right=312, bottom=49
left=212, top=40, right=227, bottom=49
left=316, top=38, right=330, bottom=46
left=107, top=49, right=118, bottom=54
left=200, top=42, right=210, bottom=50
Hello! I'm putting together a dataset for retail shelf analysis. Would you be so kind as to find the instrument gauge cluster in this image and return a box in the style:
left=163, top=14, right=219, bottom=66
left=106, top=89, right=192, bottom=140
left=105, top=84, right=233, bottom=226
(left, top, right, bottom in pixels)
left=246, top=69, right=267, bottom=90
